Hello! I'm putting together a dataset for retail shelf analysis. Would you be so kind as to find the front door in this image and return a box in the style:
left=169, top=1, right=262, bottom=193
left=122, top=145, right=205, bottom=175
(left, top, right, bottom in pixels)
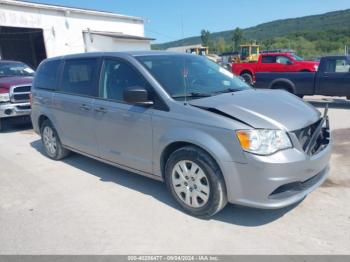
left=52, top=58, right=100, bottom=156
left=316, top=58, right=350, bottom=96
left=93, top=58, right=154, bottom=173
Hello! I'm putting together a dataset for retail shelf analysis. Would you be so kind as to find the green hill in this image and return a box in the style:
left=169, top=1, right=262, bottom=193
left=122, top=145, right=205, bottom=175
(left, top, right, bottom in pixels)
left=153, top=9, right=350, bottom=50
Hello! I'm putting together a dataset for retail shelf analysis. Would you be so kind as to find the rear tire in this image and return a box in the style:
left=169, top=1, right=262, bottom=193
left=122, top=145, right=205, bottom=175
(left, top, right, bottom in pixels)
left=241, top=73, right=254, bottom=86
left=272, top=84, right=294, bottom=95
left=165, top=146, right=227, bottom=218
left=40, top=120, right=70, bottom=160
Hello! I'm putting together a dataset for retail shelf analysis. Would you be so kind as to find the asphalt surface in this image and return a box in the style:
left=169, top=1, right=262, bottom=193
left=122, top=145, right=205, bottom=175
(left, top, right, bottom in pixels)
left=0, top=96, right=349, bottom=254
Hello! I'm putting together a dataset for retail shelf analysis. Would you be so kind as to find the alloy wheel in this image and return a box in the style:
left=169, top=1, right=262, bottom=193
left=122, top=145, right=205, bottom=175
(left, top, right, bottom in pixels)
left=43, top=126, right=57, bottom=156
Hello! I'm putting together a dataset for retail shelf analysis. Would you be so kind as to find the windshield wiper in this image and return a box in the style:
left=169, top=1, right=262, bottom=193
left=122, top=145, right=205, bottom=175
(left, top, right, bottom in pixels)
left=172, top=92, right=212, bottom=99
left=213, top=88, right=244, bottom=94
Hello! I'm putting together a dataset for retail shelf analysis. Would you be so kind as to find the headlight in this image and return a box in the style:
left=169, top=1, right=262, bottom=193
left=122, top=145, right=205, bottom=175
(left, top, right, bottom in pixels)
left=236, top=129, right=292, bottom=155
left=0, top=93, right=10, bottom=102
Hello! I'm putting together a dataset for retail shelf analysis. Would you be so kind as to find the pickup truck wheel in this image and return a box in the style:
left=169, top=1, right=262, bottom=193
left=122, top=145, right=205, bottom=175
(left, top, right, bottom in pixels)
left=347, top=96, right=350, bottom=100
left=41, top=120, right=70, bottom=160
left=241, top=73, right=253, bottom=86
left=165, top=146, right=227, bottom=218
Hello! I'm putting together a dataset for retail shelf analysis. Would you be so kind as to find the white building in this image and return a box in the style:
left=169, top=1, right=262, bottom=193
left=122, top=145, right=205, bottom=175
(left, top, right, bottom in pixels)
left=0, top=0, right=153, bottom=68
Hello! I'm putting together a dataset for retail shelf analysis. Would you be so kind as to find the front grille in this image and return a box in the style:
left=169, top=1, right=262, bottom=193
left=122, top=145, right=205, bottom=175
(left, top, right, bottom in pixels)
left=10, top=85, right=31, bottom=103
left=14, top=85, right=31, bottom=93
left=292, top=118, right=330, bottom=156
left=16, top=105, right=31, bottom=110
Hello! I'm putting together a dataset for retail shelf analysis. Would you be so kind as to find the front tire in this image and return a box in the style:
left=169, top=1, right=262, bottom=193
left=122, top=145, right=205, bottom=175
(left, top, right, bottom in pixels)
left=165, top=146, right=227, bottom=218
left=241, top=73, right=254, bottom=86
left=41, top=120, right=70, bottom=160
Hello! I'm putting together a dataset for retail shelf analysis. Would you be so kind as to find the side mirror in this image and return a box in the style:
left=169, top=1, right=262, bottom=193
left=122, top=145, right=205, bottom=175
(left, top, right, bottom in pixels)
left=123, top=86, right=153, bottom=105
left=286, top=60, right=293, bottom=65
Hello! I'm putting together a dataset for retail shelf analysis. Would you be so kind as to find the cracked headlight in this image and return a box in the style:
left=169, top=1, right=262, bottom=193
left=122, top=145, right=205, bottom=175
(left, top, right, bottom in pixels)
left=236, top=129, right=292, bottom=155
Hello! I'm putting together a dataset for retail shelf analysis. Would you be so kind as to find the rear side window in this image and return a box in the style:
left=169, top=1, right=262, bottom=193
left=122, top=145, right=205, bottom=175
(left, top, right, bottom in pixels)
left=261, top=56, right=276, bottom=63
left=61, top=58, right=99, bottom=97
left=34, top=60, right=61, bottom=90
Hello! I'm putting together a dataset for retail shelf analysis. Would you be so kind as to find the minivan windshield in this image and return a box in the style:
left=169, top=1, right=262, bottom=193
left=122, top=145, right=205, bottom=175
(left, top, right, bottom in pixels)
left=0, top=62, right=35, bottom=77
left=136, top=54, right=250, bottom=100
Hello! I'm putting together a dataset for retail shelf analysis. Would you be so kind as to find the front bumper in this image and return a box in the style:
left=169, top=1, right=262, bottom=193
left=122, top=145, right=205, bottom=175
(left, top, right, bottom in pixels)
left=222, top=141, right=332, bottom=209
left=0, top=102, right=31, bottom=118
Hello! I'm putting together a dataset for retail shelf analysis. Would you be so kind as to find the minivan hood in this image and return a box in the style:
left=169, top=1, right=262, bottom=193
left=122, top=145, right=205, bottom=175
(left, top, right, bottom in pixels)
left=189, top=89, right=321, bottom=131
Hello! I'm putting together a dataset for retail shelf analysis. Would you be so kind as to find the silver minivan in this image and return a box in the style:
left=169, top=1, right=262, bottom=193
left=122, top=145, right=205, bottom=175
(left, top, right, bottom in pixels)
left=31, top=52, right=331, bottom=217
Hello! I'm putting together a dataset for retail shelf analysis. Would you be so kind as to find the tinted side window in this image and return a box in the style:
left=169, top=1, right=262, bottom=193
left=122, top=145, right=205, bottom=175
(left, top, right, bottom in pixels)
left=261, top=56, right=276, bottom=63
left=34, top=60, right=61, bottom=90
left=61, top=58, right=98, bottom=97
left=100, top=59, right=148, bottom=102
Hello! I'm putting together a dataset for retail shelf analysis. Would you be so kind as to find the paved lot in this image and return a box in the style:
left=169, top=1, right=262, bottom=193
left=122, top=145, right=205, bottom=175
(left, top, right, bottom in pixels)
left=0, top=96, right=349, bottom=255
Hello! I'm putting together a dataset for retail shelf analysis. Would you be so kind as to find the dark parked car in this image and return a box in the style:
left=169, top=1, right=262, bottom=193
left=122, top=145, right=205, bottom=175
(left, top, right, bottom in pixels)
left=0, top=60, right=34, bottom=131
left=255, top=56, right=350, bottom=99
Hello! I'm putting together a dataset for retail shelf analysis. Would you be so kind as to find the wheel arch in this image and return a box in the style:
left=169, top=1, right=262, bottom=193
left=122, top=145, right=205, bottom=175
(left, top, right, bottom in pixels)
left=158, top=133, right=233, bottom=184
left=38, top=114, right=50, bottom=131
left=269, top=79, right=296, bottom=94
left=240, top=69, right=253, bottom=76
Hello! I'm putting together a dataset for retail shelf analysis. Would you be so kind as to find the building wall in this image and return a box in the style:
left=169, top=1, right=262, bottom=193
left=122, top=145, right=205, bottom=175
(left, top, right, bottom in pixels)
left=83, top=34, right=151, bottom=52
left=0, top=2, right=149, bottom=58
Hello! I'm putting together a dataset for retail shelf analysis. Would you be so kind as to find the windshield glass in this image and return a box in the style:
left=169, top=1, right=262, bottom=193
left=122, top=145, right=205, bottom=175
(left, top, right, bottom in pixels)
left=136, top=54, right=250, bottom=100
left=0, top=62, right=35, bottom=77
left=291, top=54, right=304, bottom=61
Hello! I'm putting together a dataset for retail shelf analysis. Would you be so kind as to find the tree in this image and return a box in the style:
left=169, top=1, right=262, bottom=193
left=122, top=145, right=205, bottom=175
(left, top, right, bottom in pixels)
left=232, top=27, right=243, bottom=51
left=201, top=29, right=210, bottom=47
left=217, top=37, right=226, bottom=53
left=262, top=38, right=275, bottom=51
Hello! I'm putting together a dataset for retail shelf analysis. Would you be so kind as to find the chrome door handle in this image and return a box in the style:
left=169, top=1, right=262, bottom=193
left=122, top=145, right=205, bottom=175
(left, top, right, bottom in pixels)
left=95, top=107, right=107, bottom=113
left=80, top=104, right=91, bottom=111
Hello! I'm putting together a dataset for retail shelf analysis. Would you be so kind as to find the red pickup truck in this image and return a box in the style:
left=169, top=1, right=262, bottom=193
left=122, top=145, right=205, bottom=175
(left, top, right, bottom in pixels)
left=0, top=60, right=34, bottom=131
left=232, top=52, right=319, bottom=85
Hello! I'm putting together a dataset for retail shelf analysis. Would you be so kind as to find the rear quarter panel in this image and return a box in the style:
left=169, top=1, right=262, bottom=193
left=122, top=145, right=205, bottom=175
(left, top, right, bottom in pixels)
left=232, top=63, right=256, bottom=76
